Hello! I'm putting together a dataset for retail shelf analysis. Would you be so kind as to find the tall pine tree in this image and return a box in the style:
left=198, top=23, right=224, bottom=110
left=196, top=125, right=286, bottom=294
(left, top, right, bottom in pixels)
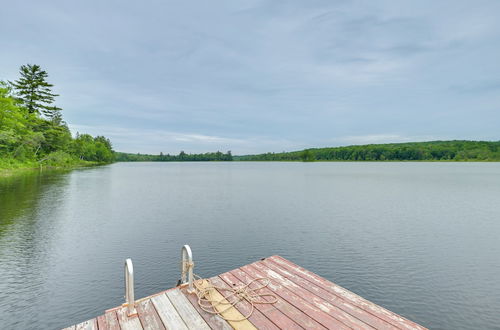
left=10, top=64, right=62, bottom=120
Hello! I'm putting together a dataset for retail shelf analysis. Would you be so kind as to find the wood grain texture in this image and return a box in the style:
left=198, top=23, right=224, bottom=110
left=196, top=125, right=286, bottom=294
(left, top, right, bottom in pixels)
left=212, top=274, right=280, bottom=330
left=181, top=287, right=233, bottom=330
left=96, top=315, right=107, bottom=329
left=263, top=258, right=397, bottom=329
left=255, top=260, right=378, bottom=329
left=116, top=306, right=143, bottom=330
left=221, top=271, right=302, bottom=330
left=244, top=263, right=352, bottom=330
left=136, top=298, right=166, bottom=330
left=231, top=266, right=327, bottom=329
left=151, top=293, right=188, bottom=330
left=166, top=288, right=211, bottom=330
left=269, top=255, right=428, bottom=330
left=102, top=310, right=120, bottom=330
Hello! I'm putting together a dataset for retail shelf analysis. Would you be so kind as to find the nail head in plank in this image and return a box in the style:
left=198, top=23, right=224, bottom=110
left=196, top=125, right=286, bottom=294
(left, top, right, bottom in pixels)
left=151, top=292, right=189, bottom=330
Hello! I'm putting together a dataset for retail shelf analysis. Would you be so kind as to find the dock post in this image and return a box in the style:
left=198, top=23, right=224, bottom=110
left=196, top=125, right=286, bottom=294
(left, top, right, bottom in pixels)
left=181, top=245, right=194, bottom=293
left=124, top=258, right=137, bottom=316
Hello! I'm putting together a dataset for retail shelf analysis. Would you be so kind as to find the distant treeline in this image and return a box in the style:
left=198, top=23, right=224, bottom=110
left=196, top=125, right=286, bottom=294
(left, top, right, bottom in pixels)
left=116, top=150, right=233, bottom=162
left=234, top=141, right=500, bottom=161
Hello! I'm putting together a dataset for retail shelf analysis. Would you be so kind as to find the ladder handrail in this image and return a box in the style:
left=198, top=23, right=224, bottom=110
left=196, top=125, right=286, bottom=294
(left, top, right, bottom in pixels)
left=124, top=258, right=137, bottom=316
left=181, top=245, right=194, bottom=293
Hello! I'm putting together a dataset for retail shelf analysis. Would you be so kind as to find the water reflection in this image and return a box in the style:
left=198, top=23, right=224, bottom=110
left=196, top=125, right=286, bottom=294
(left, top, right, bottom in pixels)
left=0, top=170, right=71, bottom=329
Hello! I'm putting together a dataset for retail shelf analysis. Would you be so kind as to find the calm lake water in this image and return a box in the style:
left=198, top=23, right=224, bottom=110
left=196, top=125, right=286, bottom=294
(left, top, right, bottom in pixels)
left=0, top=162, right=499, bottom=329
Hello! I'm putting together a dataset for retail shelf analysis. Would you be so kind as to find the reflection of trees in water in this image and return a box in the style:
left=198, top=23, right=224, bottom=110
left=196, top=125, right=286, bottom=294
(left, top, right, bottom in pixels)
left=0, top=172, right=43, bottom=235
left=0, top=170, right=72, bottom=328
left=0, top=169, right=70, bottom=237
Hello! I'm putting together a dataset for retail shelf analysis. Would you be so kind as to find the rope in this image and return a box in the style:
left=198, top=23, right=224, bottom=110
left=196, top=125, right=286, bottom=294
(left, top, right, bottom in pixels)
left=182, top=261, right=278, bottom=322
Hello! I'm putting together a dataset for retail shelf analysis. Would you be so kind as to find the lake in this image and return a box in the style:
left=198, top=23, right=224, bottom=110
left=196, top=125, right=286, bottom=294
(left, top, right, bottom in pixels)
left=0, top=162, right=499, bottom=329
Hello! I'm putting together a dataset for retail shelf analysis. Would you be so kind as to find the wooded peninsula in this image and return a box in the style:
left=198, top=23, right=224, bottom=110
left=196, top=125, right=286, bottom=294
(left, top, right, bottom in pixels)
left=0, top=64, right=114, bottom=172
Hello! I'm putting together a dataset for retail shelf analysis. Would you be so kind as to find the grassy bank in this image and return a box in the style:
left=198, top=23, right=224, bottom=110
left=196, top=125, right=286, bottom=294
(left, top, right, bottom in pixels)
left=0, top=152, right=107, bottom=178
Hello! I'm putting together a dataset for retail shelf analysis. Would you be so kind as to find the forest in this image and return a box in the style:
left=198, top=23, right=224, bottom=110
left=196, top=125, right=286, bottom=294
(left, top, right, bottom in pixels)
left=235, top=141, right=500, bottom=161
left=116, top=150, right=233, bottom=161
left=0, top=64, right=114, bottom=170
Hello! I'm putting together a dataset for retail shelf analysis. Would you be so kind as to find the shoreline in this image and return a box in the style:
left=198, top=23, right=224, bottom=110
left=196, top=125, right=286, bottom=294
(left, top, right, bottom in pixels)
left=0, top=161, right=110, bottom=178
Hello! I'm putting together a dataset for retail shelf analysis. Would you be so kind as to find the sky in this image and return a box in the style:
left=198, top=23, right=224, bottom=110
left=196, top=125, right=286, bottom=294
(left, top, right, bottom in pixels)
left=1, top=0, right=500, bottom=154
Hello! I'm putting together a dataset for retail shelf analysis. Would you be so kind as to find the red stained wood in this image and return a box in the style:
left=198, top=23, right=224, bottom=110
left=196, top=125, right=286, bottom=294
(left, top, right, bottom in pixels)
left=263, top=258, right=402, bottom=329
left=244, top=263, right=353, bottom=330
left=101, top=310, right=120, bottom=330
left=269, top=255, right=427, bottom=330
left=232, top=266, right=329, bottom=329
left=180, top=287, right=233, bottom=330
left=136, top=298, right=166, bottom=330
left=212, top=273, right=281, bottom=330
left=220, top=271, right=304, bottom=330
left=263, top=258, right=398, bottom=329
left=96, top=315, right=108, bottom=330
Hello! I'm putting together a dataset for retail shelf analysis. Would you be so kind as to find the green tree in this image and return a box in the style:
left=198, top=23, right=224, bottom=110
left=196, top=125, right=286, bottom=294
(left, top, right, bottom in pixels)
left=300, top=149, right=315, bottom=162
left=10, top=64, right=62, bottom=119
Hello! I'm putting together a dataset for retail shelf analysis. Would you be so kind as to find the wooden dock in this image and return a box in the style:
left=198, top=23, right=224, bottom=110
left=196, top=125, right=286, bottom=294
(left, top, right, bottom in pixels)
left=64, top=255, right=427, bottom=329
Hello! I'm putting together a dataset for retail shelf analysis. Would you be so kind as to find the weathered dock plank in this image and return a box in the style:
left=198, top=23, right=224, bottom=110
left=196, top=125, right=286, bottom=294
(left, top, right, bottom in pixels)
left=151, top=292, right=188, bottom=329
left=225, top=268, right=305, bottom=330
left=75, top=318, right=97, bottom=330
left=136, top=298, right=166, bottom=330
left=212, top=274, right=281, bottom=330
left=63, top=255, right=427, bottom=330
left=166, top=288, right=211, bottom=330
left=193, top=278, right=257, bottom=330
left=263, top=257, right=395, bottom=329
left=99, top=310, right=120, bottom=330
left=181, top=287, right=233, bottom=330
left=245, top=263, right=350, bottom=330
left=269, top=255, right=427, bottom=330
left=233, top=266, right=327, bottom=329
left=219, top=270, right=302, bottom=330
left=254, top=260, right=378, bottom=329
left=116, top=307, right=143, bottom=330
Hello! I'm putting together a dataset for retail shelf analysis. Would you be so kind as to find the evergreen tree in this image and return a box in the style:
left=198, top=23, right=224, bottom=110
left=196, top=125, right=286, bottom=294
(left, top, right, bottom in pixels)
left=10, top=64, right=62, bottom=119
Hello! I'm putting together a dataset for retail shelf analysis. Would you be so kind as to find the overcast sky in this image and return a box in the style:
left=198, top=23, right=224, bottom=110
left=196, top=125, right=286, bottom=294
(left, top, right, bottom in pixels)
left=2, top=0, right=499, bottom=154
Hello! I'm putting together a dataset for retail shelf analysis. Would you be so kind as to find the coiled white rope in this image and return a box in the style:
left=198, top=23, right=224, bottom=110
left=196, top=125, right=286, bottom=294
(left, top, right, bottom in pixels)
left=193, top=274, right=278, bottom=322
left=181, top=258, right=278, bottom=322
